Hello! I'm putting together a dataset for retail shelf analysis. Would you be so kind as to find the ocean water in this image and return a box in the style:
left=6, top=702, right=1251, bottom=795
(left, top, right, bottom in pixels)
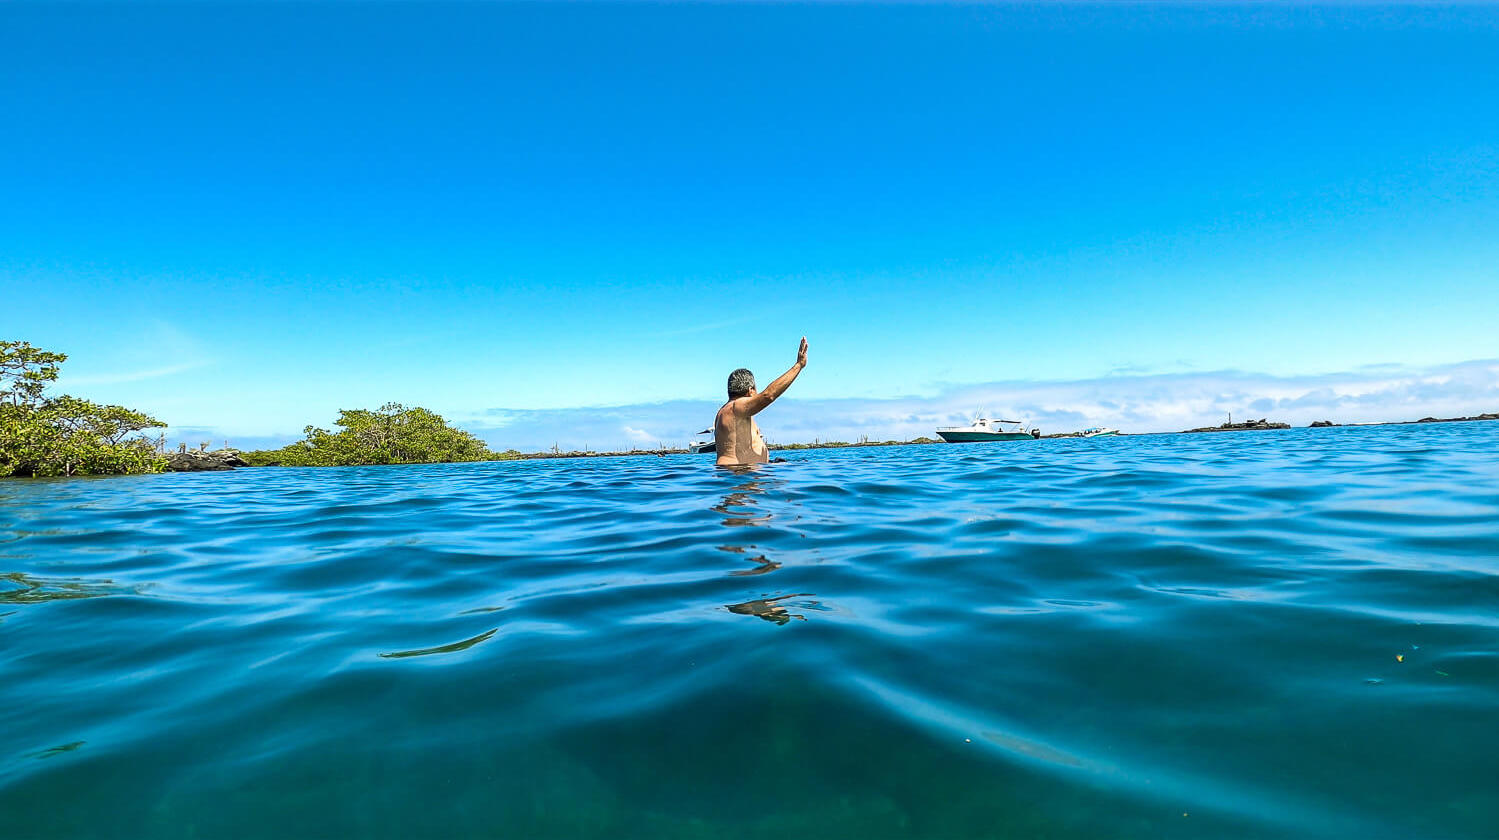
left=2, top=422, right=1497, bottom=839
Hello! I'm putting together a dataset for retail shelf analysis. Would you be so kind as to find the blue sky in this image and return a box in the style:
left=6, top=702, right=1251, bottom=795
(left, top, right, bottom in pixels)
left=3, top=2, right=1497, bottom=451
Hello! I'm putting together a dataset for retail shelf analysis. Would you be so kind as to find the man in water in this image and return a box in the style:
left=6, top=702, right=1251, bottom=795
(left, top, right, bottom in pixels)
left=715, top=337, right=808, bottom=467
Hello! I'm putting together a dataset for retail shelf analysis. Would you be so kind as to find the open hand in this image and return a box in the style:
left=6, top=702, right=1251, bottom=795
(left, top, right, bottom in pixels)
left=797, top=336, right=809, bottom=367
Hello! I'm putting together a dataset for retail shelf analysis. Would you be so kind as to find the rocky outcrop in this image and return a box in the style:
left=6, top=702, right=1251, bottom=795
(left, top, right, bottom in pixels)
left=1309, top=420, right=1337, bottom=428
left=1416, top=413, right=1499, bottom=423
left=166, top=449, right=248, bottom=472
left=1180, top=418, right=1291, bottom=434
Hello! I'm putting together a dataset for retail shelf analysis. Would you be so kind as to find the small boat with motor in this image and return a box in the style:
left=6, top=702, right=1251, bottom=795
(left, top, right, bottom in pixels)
left=1079, top=427, right=1120, bottom=437
left=687, top=429, right=717, bottom=453
left=935, top=414, right=1039, bottom=443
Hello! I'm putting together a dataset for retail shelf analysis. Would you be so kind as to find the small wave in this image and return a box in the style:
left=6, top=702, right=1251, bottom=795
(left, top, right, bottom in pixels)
left=1, top=425, right=1496, bottom=837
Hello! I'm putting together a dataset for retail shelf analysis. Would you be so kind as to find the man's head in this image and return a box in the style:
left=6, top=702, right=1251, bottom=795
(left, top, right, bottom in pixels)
left=727, top=368, right=756, bottom=399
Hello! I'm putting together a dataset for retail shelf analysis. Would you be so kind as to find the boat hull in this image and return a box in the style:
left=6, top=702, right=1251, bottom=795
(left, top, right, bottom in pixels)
left=936, top=431, right=1033, bottom=443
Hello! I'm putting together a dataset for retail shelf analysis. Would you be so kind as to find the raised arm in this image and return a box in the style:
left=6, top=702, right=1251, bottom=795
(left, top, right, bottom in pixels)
left=742, top=337, right=808, bottom=416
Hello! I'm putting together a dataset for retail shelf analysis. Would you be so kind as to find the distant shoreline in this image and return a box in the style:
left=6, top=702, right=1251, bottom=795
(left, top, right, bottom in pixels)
left=1175, top=412, right=1499, bottom=436
left=501, top=412, right=1499, bottom=460
left=76, top=411, right=1499, bottom=473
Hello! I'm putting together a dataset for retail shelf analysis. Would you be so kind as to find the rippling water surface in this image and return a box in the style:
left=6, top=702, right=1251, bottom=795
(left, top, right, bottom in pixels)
left=3, top=423, right=1498, bottom=838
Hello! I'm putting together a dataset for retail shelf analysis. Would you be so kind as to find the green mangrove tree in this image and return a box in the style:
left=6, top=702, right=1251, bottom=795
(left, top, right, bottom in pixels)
left=0, top=341, right=167, bottom=477
left=244, top=402, right=502, bottom=466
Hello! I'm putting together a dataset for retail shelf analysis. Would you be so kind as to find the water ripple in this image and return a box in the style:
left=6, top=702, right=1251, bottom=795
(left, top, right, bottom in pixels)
left=1, top=423, right=1497, bottom=837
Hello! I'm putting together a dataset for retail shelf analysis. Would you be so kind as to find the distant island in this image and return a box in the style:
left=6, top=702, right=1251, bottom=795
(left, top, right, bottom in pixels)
left=301, top=412, right=1496, bottom=466
left=1329, top=412, right=1499, bottom=426
left=51, top=412, right=1499, bottom=473
left=1179, top=418, right=1293, bottom=434
left=1174, top=411, right=1499, bottom=436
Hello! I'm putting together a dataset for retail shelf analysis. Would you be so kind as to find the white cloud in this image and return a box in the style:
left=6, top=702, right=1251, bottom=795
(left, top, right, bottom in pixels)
left=622, top=425, right=656, bottom=442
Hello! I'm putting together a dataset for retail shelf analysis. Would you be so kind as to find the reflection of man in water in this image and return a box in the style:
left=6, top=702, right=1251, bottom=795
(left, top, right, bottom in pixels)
left=715, top=337, right=808, bottom=467
left=727, top=593, right=814, bottom=625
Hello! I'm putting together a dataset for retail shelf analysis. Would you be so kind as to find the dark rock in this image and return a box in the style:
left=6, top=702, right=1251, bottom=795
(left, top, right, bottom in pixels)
left=1181, top=418, right=1291, bottom=434
left=165, top=449, right=246, bottom=472
left=1411, top=413, right=1499, bottom=424
left=166, top=454, right=232, bottom=471
left=1309, top=420, right=1337, bottom=428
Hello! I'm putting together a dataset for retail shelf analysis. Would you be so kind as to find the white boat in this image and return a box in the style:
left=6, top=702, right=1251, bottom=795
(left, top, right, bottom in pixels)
left=687, top=429, right=717, bottom=454
left=935, top=414, right=1039, bottom=443
left=1079, top=427, right=1119, bottom=438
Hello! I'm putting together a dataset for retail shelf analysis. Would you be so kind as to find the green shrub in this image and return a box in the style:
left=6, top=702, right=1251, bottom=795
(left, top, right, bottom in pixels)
left=243, top=402, right=502, bottom=467
left=0, top=341, right=167, bottom=477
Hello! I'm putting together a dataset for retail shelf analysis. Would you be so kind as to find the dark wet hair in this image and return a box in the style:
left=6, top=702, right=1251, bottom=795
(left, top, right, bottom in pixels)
left=727, top=368, right=756, bottom=399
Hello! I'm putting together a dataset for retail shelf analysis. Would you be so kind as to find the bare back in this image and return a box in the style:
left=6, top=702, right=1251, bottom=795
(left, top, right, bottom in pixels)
left=715, top=399, right=768, bottom=466
left=713, top=337, right=807, bottom=467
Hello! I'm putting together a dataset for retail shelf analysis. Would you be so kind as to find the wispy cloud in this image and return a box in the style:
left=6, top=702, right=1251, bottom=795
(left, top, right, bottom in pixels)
left=54, top=320, right=215, bottom=388
left=458, top=359, right=1499, bottom=452
left=58, top=360, right=212, bottom=387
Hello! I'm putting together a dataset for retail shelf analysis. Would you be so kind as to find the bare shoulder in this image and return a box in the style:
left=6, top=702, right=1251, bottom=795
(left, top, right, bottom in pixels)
left=714, top=400, right=741, bottom=431
left=721, top=397, right=753, bottom=417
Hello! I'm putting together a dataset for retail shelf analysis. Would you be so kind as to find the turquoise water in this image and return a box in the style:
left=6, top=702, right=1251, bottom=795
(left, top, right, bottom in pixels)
left=3, top=423, right=1497, bottom=839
